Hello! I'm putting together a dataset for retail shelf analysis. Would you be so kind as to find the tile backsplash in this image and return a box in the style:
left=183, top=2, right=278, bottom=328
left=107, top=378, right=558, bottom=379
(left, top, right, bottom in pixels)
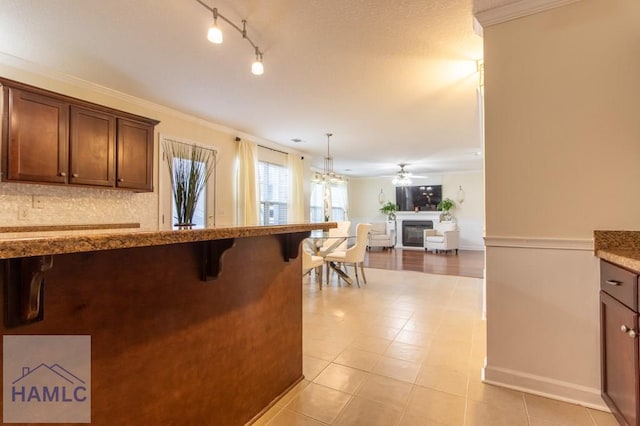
left=0, top=182, right=157, bottom=230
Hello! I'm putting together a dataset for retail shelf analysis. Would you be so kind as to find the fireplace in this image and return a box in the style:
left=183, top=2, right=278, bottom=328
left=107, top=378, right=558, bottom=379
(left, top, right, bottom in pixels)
left=402, top=220, right=433, bottom=247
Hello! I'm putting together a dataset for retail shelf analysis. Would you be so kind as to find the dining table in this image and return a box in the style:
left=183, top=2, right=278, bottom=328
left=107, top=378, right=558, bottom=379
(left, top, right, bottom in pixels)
left=307, top=231, right=356, bottom=286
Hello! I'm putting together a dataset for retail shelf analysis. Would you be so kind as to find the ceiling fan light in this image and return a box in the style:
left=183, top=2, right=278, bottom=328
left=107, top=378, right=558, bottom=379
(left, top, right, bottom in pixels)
left=392, top=164, right=413, bottom=186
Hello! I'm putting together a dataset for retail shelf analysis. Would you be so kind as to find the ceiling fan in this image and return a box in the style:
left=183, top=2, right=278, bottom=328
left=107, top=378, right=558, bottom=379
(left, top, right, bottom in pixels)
left=392, top=164, right=414, bottom=186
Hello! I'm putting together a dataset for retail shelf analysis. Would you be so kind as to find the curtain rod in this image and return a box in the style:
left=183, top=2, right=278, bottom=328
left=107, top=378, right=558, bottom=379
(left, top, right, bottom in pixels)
left=258, top=144, right=288, bottom=155
left=235, top=136, right=288, bottom=156
left=236, top=137, right=303, bottom=159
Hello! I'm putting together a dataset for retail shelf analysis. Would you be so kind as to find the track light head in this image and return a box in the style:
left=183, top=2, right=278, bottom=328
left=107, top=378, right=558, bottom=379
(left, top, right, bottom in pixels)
left=207, top=8, right=223, bottom=44
left=251, top=50, right=264, bottom=76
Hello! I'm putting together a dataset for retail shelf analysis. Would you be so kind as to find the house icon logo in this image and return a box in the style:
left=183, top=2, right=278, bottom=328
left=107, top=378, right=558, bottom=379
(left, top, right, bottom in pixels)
left=11, top=363, right=87, bottom=403
left=3, top=335, right=91, bottom=423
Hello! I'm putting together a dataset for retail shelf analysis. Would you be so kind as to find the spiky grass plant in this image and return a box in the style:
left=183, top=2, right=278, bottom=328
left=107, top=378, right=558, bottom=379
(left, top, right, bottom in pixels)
left=163, top=141, right=216, bottom=227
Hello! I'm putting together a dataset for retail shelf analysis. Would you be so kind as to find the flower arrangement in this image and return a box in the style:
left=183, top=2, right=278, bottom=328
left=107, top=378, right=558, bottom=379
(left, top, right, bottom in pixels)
left=163, top=141, right=216, bottom=227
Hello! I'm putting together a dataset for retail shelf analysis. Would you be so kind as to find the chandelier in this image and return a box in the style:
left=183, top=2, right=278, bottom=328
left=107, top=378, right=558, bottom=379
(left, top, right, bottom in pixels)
left=196, top=0, right=264, bottom=75
left=392, top=164, right=412, bottom=186
left=313, top=133, right=344, bottom=183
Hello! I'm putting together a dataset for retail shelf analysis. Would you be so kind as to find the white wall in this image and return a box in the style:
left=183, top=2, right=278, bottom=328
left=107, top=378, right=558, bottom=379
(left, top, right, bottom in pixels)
left=349, top=172, right=484, bottom=250
left=483, top=0, right=640, bottom=408
left=443, top=172, right=484, bottom=250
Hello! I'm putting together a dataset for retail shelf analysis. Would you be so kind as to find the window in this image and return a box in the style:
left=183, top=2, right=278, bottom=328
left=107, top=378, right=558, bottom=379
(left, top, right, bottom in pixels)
left=258, top=161, right=288, bottom=225
left=331, top=184, right=348, bottom=221
left=310, top=182, right=324, bottom=222
left=310, top=181, right=348, bottom=222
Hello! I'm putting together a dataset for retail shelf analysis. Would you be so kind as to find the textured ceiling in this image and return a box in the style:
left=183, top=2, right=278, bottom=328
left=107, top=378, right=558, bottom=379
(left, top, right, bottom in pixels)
left=0, top=0, right=483, bottom=178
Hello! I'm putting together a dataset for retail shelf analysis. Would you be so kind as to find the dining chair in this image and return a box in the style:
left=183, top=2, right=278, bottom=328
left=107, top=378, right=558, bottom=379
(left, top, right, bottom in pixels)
left=324, top=223, right=372, bottom=287
left=302, top=240, right=324, bottom=288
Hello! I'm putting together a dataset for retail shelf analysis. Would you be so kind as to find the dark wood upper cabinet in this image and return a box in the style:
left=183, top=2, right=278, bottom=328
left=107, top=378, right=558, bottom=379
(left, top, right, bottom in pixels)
left=116, top=118, right=154, bottom=191
left=0, top=77, right=159, bottom=192
left=3, top=87, right=69, bottom=184
left=70, top=106, right=116, bottom=187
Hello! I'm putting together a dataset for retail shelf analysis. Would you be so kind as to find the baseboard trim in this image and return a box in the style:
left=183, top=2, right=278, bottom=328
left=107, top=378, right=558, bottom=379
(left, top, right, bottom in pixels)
left=484, top=236, right=593, bottom=251
left=483, top=364, right=608, bottom=411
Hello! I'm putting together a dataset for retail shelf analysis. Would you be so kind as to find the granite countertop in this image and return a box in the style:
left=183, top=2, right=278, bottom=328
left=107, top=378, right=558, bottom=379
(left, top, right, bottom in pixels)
left=594, top=230, right=640, bottom=271
left=0, top=223, right=335, bottom=260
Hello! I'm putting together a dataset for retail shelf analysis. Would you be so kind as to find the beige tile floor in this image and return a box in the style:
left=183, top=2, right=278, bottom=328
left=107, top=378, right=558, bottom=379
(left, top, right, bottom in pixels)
left=255, top=268, right=617, bottom=426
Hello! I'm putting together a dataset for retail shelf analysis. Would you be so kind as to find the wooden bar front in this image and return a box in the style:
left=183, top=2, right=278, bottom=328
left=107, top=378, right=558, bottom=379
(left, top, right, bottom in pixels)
left=1, top=233, right=306, bottom=425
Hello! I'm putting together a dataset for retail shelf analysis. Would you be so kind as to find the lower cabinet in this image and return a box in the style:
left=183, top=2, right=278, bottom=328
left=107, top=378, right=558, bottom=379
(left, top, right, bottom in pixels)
left=600, top=260, right=640, bottom=426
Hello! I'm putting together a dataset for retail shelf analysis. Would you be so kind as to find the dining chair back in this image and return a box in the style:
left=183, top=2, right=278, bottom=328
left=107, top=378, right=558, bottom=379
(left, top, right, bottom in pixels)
left=324, top=223, right=372, bottom=287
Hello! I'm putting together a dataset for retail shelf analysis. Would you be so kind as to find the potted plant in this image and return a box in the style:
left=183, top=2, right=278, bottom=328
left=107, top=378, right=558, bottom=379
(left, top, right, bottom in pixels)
left=163, top=141, right=216, bottom=228
left=437, top=198, right=456, bottom=222
left=380, top=202, right=399, bottom=220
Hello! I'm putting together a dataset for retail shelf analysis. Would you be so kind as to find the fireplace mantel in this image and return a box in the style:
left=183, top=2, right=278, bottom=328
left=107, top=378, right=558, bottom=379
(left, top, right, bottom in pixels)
left=395, top=211, right=442, bottom=249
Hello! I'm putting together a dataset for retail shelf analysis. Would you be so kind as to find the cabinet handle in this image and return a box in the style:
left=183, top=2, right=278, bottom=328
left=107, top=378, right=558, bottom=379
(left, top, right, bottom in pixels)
left=59, top=172, right=66, bottom=177
left=606, top=280, right=622, bottom=286
left=72, top=173, right=79, bottom=178
left=118, top=178, right=124, bottom=182
left=621, top=325, right=637, bottom=338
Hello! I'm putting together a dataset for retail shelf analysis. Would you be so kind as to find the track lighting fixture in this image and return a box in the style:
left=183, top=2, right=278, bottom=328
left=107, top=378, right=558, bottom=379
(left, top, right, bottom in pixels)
left=207, top=8, right=223, bottom=44
left=196, top=1, right=265, bottom=75
left=251, top=48, right=264, bottom=76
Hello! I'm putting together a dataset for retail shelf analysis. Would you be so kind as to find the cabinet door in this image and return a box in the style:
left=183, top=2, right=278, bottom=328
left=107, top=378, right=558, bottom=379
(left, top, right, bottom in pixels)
left=601, top=291, right=640, bottom=426
left=4, top=88, right=68, bottom=183
left=116, top=118, right=153, bottom=191
left=69, top=106, right=115, bottom=187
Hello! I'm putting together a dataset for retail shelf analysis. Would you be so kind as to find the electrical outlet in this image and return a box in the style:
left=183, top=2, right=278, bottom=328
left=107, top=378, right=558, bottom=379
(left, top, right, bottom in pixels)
left=32, top=195, right=44, bottom=209
left=18, top=207, right=30, bottom=220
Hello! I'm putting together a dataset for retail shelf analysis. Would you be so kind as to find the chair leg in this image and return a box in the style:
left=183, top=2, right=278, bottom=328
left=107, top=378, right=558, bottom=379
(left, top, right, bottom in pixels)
left=352, top=262, right=360, bottom=287
left=359, top=262, right=367, bottom=284
left=318, top=265, right=323, bottom=289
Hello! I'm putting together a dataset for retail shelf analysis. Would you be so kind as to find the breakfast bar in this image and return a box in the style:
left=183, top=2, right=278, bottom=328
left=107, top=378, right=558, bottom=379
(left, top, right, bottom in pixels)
left=0, top=223, right=333, bottom=425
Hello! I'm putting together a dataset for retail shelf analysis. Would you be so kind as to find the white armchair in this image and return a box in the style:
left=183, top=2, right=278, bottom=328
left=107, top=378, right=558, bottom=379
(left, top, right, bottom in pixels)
left=367, top=221, right=395, bottom=250
left=424, top=222, right=459, bottom=254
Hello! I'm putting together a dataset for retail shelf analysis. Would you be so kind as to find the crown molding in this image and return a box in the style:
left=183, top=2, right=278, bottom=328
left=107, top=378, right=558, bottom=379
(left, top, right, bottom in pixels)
left=0, top=51, right=304, bottom=157
left=474, top=0, right=581, bottom=28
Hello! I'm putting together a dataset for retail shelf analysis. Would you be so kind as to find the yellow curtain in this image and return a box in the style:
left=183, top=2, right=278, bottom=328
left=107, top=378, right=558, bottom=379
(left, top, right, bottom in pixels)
left=287, top=154, right=305, bottom=223
left=236, top=140, right=259, bottom=225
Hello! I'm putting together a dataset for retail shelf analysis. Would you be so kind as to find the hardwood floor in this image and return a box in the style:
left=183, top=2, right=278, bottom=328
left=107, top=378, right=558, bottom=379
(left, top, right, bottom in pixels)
left=364, top=248, right=484, bottom=279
